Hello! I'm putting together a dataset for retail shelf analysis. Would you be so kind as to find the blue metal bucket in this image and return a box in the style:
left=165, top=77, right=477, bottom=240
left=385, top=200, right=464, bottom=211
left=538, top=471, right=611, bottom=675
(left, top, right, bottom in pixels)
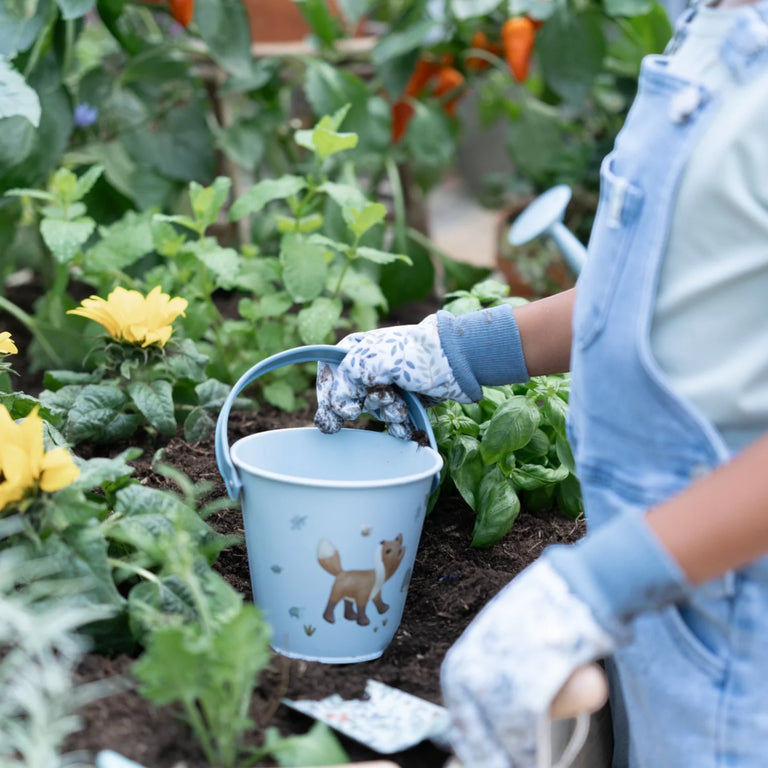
left=215, top=345, right=444, bottom=663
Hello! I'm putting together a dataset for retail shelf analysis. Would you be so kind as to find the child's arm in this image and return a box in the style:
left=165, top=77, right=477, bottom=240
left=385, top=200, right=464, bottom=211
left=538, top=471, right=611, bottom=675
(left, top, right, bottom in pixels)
left=514, top=286, right=576, bottom=376
left=648, top=430, right=768, bottom=584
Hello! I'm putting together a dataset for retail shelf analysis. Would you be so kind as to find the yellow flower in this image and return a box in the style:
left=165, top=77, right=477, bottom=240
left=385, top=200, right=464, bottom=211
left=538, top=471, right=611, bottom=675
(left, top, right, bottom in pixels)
left=0, top=405, right=80, bottom=511
left=0, top=332, right=17, bottom=355
left=67, top=286, right=188, bottom=348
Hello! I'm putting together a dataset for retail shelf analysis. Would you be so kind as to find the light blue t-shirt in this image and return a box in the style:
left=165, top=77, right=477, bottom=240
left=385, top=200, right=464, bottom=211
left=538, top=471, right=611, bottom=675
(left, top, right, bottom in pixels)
left=650, top=4, right=768, bottom=452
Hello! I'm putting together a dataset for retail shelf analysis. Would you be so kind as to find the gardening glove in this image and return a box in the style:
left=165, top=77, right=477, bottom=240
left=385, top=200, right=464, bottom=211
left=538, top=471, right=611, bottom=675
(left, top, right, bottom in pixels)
left=315, top=305, right=529, bottom=439
left=441, top=510, right=693, bottom=768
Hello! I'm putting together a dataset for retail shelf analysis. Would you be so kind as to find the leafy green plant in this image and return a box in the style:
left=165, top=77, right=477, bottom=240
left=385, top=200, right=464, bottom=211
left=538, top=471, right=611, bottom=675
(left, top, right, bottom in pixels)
left=431, top=279, right=582, bottom=547
left=0, top=546, right=113, bottom=768
left=133, top=571, right=347, bottom=768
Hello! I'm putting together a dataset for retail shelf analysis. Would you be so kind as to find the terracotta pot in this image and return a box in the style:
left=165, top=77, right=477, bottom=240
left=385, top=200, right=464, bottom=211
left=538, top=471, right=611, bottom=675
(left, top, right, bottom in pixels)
left=242, top=0, right=362, bottom=43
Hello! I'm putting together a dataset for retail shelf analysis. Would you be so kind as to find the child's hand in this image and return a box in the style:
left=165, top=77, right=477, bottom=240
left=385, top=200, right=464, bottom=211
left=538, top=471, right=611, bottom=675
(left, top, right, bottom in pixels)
left=314, top=315, right=472, bottom=438
left=440, top=559, right=621, bottom=768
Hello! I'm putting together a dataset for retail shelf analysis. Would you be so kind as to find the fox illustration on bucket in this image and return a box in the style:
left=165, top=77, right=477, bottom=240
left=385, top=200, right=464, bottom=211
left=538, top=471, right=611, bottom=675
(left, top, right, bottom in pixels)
left=317, top=534, right=405, bottom=626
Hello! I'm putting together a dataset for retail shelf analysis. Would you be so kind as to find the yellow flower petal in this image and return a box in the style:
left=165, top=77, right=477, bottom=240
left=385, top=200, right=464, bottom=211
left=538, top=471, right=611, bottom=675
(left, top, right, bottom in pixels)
left=67, top=286, right=186, bottom=347
left=0, top=332, right=18, bottom=355
left=0, top=443, right=36, bottom=493
left=0, top=478, right=26, bottom=511
left=40, top=448, right=80, bottom=492
left=16, top=409, right=45, bottom=478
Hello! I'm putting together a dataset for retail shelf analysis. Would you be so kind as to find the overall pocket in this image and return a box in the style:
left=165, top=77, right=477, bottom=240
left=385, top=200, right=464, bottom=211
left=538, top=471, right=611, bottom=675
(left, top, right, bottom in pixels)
left=573, top=154, right=644, bottom=349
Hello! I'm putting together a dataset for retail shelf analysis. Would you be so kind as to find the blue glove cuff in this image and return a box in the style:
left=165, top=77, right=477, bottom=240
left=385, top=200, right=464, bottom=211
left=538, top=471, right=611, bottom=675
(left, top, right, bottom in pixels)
left=544, top=511, right=692, bottom=635
left=436, top=304, right=530, bottom=401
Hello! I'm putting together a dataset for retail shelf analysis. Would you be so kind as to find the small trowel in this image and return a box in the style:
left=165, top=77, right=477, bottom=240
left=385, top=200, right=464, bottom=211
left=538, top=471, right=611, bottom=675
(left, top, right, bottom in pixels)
left=284, top=663, right=608, bottom=768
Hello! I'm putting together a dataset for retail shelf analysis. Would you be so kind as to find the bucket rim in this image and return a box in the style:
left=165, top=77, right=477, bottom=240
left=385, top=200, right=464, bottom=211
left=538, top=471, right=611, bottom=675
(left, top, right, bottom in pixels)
left=230, top=427, right=443, bottom=490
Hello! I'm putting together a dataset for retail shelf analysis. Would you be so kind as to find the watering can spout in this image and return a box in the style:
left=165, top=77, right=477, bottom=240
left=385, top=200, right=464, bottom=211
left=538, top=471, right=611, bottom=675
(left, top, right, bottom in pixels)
left=507, top=185, right=587, bottom=275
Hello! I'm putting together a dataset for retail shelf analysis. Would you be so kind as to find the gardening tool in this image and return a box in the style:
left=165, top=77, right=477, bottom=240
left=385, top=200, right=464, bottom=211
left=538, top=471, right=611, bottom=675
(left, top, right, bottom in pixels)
left=508, top=185, right=587, bottom=275
left=95, top=749, right=399, bottom=768
left=215, top=345, right=444, bottom=664
left=285, top=664, right=608, bottom=768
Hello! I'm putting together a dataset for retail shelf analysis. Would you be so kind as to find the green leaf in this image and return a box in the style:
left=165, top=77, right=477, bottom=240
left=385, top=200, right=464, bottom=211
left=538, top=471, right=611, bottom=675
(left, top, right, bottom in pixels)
left=297, top=297, right=342, bottom=345
left=555, top=435, right=576, bottom=474
left=480, top=396, right=540, bottom=465
left=320, top=180, right=368, bottom=212
left=371, top=20, right=437, bottom=65
left=335, top=268, right=386, bottom=308
left=511, top=462, right=569, bottom=491
left=122, top=100, right=215, bottom=183
left=73, top=164, right=104, bottom=200
left=69, top=451, right=137, bottom=493
left=127, top=380, right=177, bottom=437
left=356, top=245, right=412, bottom=266
left=275, top=212, right=324, bottom=234
left=448, top=435, right=485, bottom=509
left=195, top=0, right=255, bottom=78
left=537, top=10, right=606, bottom=104
left=0, top=0, right=51, bottom=56
left=229, top=175, right=307, bottom=221
left=65, top=384, right=140, bottom=444
left=346, top=202, right=386, bottom=238
left=265, top=721, right=348, bottom=767
left=296, top=0, right=343, bottom=46
left=262, top=380, right=297, bottom=411
left=189, top=239, right=241, bottom=289
left=556, top=473, right=584, bottom=519
left=506, top=100, right=564, bottom=183
left=57, top=0, right=97, bottom=19
left=0, top=56, right=41, bottom=125
left=312, top=125, right=358, bottom=160
left=84, top=210, right=155, bottom=272
left=450, top=0, right=503, bottom=18
left=184, top=407, right=216, bottom=442
left=40, top=217, right=95, bottom=264
left=604, top=0, right=655, bottom=16
left=259, top=291, right=294, bottom=318
left=472, top=466, right=520, bottom=547
left=281, top=234, right=328, bottom=303
left=190, top=176, right=231, bottom=231
left=39, top=528, right=125, bottom=610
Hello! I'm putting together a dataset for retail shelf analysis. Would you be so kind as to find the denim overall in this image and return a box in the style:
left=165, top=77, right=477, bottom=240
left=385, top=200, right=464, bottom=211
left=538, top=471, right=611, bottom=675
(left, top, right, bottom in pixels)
left=567, top=3, right=768, bottom=766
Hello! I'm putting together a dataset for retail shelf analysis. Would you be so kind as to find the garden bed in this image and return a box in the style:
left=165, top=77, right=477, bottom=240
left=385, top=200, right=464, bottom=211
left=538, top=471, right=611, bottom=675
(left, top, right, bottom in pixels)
left=62, top=404, right=585, bottom=768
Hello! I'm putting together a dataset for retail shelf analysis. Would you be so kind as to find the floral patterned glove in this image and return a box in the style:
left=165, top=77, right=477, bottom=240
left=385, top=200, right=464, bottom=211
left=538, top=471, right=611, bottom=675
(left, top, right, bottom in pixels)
left=441, top=509, right=693, bottom=768
left=440, top=559, right=621, bottom=768
left=314, top=315, right=472, bottom=439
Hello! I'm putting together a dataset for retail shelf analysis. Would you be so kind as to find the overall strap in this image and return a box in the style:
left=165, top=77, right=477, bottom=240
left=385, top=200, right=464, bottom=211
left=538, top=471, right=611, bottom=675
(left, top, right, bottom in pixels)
left=720, top=0, right=768, bottom=81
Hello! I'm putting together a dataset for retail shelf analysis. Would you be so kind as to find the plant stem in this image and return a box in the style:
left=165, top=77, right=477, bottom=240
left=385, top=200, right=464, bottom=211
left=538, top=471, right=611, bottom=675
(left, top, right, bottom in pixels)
left=385, top=157, right=408, bottom=254
left=0, top=295, right=63, bottom=368
left=106, top=558, right=160, bottom=584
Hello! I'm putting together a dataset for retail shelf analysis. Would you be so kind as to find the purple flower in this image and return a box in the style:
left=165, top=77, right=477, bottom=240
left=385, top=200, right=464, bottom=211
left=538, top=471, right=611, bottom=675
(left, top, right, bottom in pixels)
left=74, top=102, right=99, bottom=128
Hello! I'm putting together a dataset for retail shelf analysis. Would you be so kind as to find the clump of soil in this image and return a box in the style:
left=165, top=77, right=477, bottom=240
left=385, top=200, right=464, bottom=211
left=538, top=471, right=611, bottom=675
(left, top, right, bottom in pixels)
left=64, top=405, right=585, bottom=768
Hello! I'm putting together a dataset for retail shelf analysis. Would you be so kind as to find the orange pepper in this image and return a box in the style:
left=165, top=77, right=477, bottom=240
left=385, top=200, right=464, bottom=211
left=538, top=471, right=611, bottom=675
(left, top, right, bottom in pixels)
left=392, top=57, right=444, bottom=142
left=501, top=17, right=536, bottom=83
left=466, top=31, right=502, bottom=72
left=432, top=66, right=465, bottom=117
left=169, top=0, right=194, bottom=27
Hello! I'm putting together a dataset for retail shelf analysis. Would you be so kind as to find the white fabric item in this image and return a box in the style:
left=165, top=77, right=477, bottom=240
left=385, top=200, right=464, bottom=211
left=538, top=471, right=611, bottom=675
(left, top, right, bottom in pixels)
left=651, top=4, right=768, bottom=452
left=314, top=315, right=471, bottom=438
left=440, top=560, right=619, bottom=768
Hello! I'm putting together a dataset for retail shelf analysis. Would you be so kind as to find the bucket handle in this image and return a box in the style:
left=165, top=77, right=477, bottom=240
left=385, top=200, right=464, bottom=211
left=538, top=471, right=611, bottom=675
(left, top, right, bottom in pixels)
left=215, top=344, right=441, bottom=501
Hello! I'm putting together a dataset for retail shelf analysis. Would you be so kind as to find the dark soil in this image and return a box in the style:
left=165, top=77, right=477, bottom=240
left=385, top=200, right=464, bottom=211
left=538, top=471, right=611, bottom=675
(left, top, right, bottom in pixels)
left=62, top=405, right=585, bottom=768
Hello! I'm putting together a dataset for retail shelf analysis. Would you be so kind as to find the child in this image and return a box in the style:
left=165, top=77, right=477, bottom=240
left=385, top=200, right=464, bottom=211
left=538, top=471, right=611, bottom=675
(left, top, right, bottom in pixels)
left=315, top=0, right=768, bottom=765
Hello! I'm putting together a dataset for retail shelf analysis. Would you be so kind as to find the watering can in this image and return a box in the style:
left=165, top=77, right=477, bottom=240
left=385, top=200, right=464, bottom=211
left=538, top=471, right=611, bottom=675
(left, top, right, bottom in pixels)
left=215, top=345, right=443, bottom=664
left=508, top=185, right=588, bottom=276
